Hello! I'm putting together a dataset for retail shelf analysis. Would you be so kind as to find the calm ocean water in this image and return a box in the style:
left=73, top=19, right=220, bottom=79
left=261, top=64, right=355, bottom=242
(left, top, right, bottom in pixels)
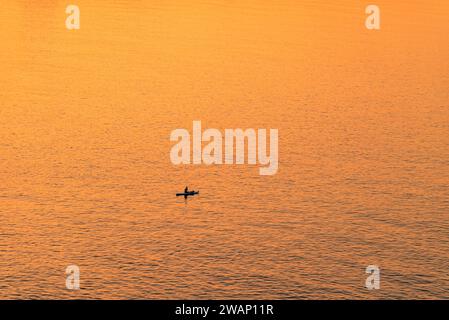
left=0, top=1, right=448, bottom=299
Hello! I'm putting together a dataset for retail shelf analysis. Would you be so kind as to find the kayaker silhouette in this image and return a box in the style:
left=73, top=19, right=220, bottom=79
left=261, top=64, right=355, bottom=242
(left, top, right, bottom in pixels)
left=175, top=187, right=198, bottom=197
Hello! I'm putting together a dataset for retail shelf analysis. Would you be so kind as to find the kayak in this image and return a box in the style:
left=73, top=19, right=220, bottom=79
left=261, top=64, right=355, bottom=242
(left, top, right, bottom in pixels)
left=176, top=191, right=199, bottom=196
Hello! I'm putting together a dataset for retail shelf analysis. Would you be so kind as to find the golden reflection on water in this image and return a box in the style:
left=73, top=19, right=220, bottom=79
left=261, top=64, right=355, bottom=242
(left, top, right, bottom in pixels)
left=0, top=1, right=448, bottom=298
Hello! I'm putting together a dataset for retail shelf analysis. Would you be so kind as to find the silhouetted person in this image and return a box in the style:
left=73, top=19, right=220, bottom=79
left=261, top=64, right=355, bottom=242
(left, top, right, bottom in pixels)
left=184, top=186, right=188, bottom=193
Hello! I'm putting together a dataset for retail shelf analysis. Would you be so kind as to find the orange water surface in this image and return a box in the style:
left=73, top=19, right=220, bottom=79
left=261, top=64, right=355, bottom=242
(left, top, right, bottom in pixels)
left=0, top=1, right=448, bottom=299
